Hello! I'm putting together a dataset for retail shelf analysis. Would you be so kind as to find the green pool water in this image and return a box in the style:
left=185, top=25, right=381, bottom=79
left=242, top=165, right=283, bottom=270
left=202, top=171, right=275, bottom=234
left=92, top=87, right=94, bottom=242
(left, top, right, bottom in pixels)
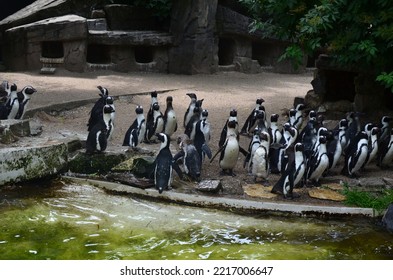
left=0, top=180, right=392, bottom=260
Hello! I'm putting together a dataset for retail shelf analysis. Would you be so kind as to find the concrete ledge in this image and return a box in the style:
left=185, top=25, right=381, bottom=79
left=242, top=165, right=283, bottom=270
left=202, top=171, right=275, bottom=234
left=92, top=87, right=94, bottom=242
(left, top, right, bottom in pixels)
left=0, top=140, right=68, bottom=185
left=64, top=176, right=377, bottom=219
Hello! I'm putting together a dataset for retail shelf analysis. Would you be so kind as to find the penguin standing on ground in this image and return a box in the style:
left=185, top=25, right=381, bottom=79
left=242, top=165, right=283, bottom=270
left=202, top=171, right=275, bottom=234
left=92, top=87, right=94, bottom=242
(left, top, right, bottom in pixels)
left=87, top=86, right=112, bottom=131
left=86, top=105, right=115, bottom=154
left=363, top=126, right=379, bottom=168
left=15, top=86, right=37, bottom=119
left=145, top=102, right=164, bottom=143
left=341, top=131, right=369, bottom=177
left=292, top=103, right=305, bottom=130
left=305, top=136, right=329, bottom=186
left=268, top=113, right=282, bottom=145
left=326, top=119, right=347, bottom=172
left=122, top=105, right=146, bottom=148
left=154, top=133, right=182, bottom=194
left=184, top=106, right=201, bottom=140
left=211, top=120, right=246, bottom=176
left=163, top=96, right=177, bottom=138
left=243, top=128, right=261, bottom=172
left=379, top=116, right=392, bottom=143
left=0, top=81, right=11, bottom=104
left=183, top=93, right=197, bottom=128
left=377, top=128, right=393, bottom=168
left=292, top=143, right=306, bottom=187
left=298, top=116, right=317, bottom=158
left=173, top=137, right=202, bottom=181
left=146, top=91, right=159, bottom=124
left=250, top=131, right=270, bottom=184
left=240, top=97, right=265, bottom=135
left=194, top=110, right=212, bottom=161
left=218, top=108, right=239, bottom=148
left=1, top=83, right=19, bottom=119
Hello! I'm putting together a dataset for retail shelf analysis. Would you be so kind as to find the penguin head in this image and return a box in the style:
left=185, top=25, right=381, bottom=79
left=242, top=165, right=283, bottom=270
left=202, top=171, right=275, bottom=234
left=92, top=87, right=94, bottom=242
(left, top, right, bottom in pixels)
left=196, top=99, right=204, bottom=108
left=105, top=96, right=114, bottom=105
left=270, top=113, right=279, bottom=122
left=22, top=86, right=36, bottom=95
left=229, top=109, right=237, bottom=117
left=317, top=127, right=328, bottom=137
left=256, top=110, right=265, bottom=120
left=193, top=106, right=201, bottom=114
left=97, top=86, right=108, bottom=97
left=339, top=118, right=348, bottom=128
left=381, top=116, right=392, bottom=124
left=156, top=133, right=170, bottom=150
left=152, top=102, right=160, bottom=111
left=256, top=98, right=265, bottom=105
left=166, top=96, right=173, bottom=103
left=186, top=93, right=197, bottom=100
left=227, top=120, right=237, bottom=129
left=308, top=110, right=316, bottom=119
left=371, top=127, right=380, bottom=136
left=295, top=143, right=304, bottom=153
left=103, top=104, right=115, bottom=114
left=295, top=103, right=305, bottom=111
left=260, top=131, right=269, bottom=142
left=318, top=136, right=327, bottom=145
left=201, top=109, right=208, bottom=119
left=289, top=108, right=296, bottom=118
left=135, top=105, right=143, bottom=114
left=10, top=83, right=17, bottom=92
left=151, top=91, right=158, bottom=98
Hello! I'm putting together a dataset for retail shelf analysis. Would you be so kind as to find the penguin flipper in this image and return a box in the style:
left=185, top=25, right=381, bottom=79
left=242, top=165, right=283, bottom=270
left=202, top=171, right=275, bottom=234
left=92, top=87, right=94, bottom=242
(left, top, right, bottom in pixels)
left=239, top=146, right=249, bottom=157
left=172, top=160, right=184, bottom=180
left=173, top=150, right=185, bottom=162
left=202, top=143, right=212, bottom=159
left=210, top=144, right=226, bottom=163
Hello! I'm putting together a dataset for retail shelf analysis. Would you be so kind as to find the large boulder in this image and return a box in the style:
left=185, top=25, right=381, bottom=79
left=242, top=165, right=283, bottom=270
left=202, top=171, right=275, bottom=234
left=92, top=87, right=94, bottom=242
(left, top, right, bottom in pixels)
left=382, top=203, right=393, bottom=233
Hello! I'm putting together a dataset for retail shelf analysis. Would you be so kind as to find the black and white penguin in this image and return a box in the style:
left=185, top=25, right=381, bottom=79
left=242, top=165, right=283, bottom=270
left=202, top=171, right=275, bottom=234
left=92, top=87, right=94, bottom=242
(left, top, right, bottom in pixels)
left=292, top=103, right=305, bottom=129
left=253, top=109, right=268, bottom=134
left=268, top=113, right=282, bottom=145
left=288, top=108, right=297, bottom=128
left=363, top=126, right=379, bottom=168
left=154, top=133, right=178, bottom=194
left=163, top=96, right=177, bottom=138
left=145, top=102, right=164, bottom=143
left=305, top=136, right=329, bottom=186
left=87, top=86, right=112, bottom=131
left=345, top=111, right=361, bottom=151
left=122, top=105, right=146, bottom=148
left=341, top=131, right=369, bottom=177
left=271, top=156, right=295, bottom=199
left=194, top=110, right=212, bottom=161
left=250, top=131, right=270, bottom=184
left=184, top=106, right=201, bottom=140
left=86, top=105, right=115, bottom=154
left=377, top=128, right=393, bottom=168
left=15, top=85, right=37, bottom=119
left=379, top=116, right=392, bottom=143
left=243, top=128, right=261, bottom=172
left=240, top=97, right=265, bottom=135
left=1, top=83, right=19, bottom=119
left=146, top=91, right=159, bottom=124
left=310, top=126, right=329, bottom=157
left=218, top=108, right=239, bottom=148
left=270, top=123, right=297, bottom=174
left=298, top=116, right=317, bottom=158
left=0, top=81, right=11, bottom=104
left=326, top=119, right=347, bottom=172
left=183, top=92, right=197, bottom=128
left=292, top=142, right=306, bottom=187
left=173, top=137, right=202, bottom=181
left=211, top=120, right=245, bottom=176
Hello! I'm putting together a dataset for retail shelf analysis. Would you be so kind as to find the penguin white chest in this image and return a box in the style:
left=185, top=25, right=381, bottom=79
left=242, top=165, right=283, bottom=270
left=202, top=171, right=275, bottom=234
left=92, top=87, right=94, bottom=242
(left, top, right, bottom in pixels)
left=382, top=140, right=393, bottom=165
left=251, top=146, right=268, bottom=178
left=165, top=110, right=177, bottom=135
left=220, top=138, right=239, bottom=169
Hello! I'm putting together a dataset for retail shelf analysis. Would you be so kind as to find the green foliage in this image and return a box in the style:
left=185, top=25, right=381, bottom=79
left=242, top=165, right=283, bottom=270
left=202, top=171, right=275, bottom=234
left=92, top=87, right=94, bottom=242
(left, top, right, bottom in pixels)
left=341, top=187, right=393, bottom=212
left=278, top=45, right=304, bottom=70
left=239, top=0, right=393, bottom=92
left=376, top=71, right=393, bottom=93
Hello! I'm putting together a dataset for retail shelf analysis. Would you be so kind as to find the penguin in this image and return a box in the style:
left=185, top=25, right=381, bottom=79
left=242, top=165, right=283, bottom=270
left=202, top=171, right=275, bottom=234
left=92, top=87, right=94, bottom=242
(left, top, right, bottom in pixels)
left=288, top=108, right=297, bottom=128
left=153, top=133, right=178, bottom=194
left=271, top=155, right=296, bottom=199
left=310, top=126, right=329, bottom=157
left=363, top=126, right=379, bottom=168
left=122, top=105, right=146, bottom=148
left=2, top=83, right=19, bottom=119
left=194, top=110, right=212, bottom=161
left=250, top=131, right=270, bottom=184
left=15, top=85, right=37, bottom=119
left=211, top=120, right=245, bottom=176
left=218, top=108, right=239, bottom=148
left=183, top=92, right=197, bottom=128
left=345, top=111, right=361, bottom=151
left=146, top=91, right=159, bottom=124
left=305, top=136, right=329, bottom=186
left=87, top=86, right=111, bottom=131
left=0, top=81, right=11, bottom=104
left=298, top=116, right=317, bottom=158
left=292, top=103, right=305, bottom=129
left=253, top=109, right=268, bottom=134
left=379, top=116, right=392, bottom=143
left=85, top=105, right=115, bottom=154
left=145, top=102, right=164, bottom=143
left=173, top=137, right=202, bottom=181
left=326, top=119, right=347, bottom=172
left=163, top=96, right=178, bottom=138
left=341, top=131, right=369, bottom=177
left=293, top=143, right=306, bottom=187
left=377, top=128, right=393, bottom=168
left=184, top=106, right=201, bottom=140
left=268, top=113, right=282, bottom=145
left=243, top=128, right=261, bottom=172
left=240, top=97, right=265, bottom=135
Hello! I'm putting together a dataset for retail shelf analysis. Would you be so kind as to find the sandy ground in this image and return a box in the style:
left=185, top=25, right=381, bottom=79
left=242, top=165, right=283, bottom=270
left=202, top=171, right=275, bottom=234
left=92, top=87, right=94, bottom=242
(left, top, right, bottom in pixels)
left=1, top=69, right=392, bottom=205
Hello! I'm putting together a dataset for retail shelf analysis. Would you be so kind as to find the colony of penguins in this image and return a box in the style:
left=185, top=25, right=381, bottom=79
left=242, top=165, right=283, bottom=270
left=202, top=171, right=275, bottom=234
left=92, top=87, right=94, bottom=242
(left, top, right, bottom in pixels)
left=0, top=81, right=37, bottom=120
left=86, top=86, right=393, bottom=199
